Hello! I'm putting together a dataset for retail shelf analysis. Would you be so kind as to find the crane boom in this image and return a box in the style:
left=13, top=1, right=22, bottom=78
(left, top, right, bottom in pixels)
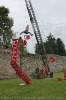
left=25, top=0, right=48, bottom=66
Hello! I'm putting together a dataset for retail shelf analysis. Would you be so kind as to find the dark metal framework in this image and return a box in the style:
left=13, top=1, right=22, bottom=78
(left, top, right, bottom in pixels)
left=25, top=0, right=48, bottom=66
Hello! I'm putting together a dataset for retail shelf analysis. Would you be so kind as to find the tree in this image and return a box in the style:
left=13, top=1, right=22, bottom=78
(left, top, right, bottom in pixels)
left=35, top=43, right=40, bottom=54
left=35, top=33, right=66, bottom=56
left=35, top=33, right=57, bottom=55
left=56, top=38, right=66, bottom=56
left=44, top=33, right=57, bottom=54
left=18, top=36, right=27, bottom=68
left=18, top=37, right=27, bottom=54
left=0, top=6, right=14, bottom=48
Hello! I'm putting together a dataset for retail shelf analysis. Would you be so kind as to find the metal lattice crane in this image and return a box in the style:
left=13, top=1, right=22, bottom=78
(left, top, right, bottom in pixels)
left=25, top=0, right=48, bottom=67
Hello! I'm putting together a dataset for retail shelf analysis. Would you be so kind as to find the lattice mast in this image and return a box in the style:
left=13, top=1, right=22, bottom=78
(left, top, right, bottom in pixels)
left=25, top=0, right=47, bottom=66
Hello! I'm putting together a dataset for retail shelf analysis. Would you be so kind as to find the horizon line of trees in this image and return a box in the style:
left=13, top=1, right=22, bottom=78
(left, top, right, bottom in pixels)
left=35, top=33, right=66, bottom=56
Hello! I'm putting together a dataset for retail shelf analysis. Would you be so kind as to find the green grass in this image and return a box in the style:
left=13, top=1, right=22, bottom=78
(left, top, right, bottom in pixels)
left=0, top=72, right=66, bottom=100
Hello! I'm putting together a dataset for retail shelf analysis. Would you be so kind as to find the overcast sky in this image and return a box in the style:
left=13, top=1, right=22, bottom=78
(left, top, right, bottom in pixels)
left=0, top=0, right=66, bottom=53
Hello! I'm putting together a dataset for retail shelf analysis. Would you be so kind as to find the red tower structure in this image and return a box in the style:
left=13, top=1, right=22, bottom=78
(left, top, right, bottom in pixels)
left=10, top=38, right=31, bottom=84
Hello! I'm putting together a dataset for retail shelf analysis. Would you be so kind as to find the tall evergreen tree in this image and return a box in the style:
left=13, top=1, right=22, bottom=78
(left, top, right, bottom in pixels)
left=56, top=38, right=66, bottom=56
left=44, top=33, right=57, bottom=54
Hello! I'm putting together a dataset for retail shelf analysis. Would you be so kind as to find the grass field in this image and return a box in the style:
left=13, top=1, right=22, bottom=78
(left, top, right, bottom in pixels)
left=0, top=72, right=66, bottom=100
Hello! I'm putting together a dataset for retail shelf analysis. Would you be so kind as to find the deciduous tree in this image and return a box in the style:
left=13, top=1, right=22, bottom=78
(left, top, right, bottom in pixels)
left=0, top=6, right=14, bottom=48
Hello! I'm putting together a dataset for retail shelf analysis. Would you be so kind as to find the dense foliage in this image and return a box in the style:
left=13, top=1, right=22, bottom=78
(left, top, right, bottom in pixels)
left=0, top=6, right=14, bottom=48
left=35, top=33, right=66, bottom=56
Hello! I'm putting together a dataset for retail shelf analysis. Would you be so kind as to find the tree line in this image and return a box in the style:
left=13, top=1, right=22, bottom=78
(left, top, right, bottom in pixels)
left=35, top=33, right=66, bottom=56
